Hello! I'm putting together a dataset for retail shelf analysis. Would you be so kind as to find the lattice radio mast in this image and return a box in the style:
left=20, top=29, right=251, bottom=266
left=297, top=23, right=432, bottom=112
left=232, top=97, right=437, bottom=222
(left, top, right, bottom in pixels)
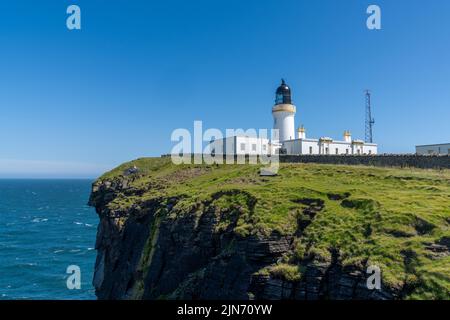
left=365, top=90, right=375, bottom=143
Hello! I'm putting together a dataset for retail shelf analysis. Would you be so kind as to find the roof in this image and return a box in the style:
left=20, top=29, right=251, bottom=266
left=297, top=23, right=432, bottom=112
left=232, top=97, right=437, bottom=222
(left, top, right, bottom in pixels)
left=283, top=138, right=377, bottom=146
left=416, top=143, right=450, bottom=147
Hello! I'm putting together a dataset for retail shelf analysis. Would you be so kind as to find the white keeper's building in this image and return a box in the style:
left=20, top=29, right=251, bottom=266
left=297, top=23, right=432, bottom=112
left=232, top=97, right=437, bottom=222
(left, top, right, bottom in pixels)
left=416, top=143, right=450, bottom=155
left=208, top=79, right=378, bottom=156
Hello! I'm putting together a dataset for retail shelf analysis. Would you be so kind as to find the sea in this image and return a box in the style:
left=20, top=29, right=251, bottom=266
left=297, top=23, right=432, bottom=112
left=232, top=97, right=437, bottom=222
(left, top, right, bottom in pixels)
left=0, top=179, right=98, bottom=300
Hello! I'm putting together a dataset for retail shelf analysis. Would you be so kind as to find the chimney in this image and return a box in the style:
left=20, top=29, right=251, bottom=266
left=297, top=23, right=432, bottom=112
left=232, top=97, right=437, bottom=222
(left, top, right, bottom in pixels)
left=297, top=126, right=306, bottom=139
left=344, top=130, right=352, bottom=143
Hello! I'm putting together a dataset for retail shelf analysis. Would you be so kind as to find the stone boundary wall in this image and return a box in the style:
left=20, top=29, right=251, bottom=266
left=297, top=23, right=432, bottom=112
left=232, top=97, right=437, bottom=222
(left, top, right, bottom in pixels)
left=161, top=154, right=450, bottom=169
left=279, top=154, right=450, bottom=169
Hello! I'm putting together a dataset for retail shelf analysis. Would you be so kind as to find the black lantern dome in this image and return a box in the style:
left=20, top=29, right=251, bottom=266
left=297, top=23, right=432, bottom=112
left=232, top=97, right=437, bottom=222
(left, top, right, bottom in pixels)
left=275, top=79, right=292, bottom=105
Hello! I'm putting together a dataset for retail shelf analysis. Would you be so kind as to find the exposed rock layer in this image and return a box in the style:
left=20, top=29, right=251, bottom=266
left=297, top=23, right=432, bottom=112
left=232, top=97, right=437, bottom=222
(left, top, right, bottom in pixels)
left=89, top=176, right=397, bottom=300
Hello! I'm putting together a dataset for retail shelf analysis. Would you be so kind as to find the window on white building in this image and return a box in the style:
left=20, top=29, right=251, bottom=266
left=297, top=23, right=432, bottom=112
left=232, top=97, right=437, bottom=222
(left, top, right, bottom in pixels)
left=357, top=149, right=361, bottom=155
left=325, top=147, right=329, bottom=155
left=309, top=146, right=313, bottom=154
left=240, top=143, right=246, bottom=151
left=335, top=148, right=339, bottom=155
left=252, top=144, right=257, bottom=152
left=368, top=150, right=372, bottom=155
left=262, top=144, right=267, bottom=151
left=346, top=149, right=349, bottom=155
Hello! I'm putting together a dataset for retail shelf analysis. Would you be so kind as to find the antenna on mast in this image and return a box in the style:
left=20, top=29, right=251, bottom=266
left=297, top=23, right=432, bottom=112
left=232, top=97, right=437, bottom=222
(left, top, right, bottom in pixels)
left=365, top=90, right=375, bottom=143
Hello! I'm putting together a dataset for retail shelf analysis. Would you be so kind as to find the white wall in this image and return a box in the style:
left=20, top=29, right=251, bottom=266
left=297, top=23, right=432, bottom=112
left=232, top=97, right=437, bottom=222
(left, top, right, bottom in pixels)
left=329, top=142, right=352, bottom=155
left=209, top=137, right=378, bottom=156
left=208, top=136, right=272, bottom=155
left=208, top=136, right=235, bottom=155
left=352, top=144, right=363, bottom=155
left=363, top=144, right=378, bottom=155
left=270, top=142, right=282, bottom=155
left=302, top=140, right=319, bottom=154
left=282, top=139, right=378, bottom=155
left=235, top=136, right=270, bottom=155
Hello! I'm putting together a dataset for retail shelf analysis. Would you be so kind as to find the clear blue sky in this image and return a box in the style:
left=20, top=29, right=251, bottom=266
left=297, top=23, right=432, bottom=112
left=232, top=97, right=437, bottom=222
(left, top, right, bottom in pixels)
left=0, top=0, right=449, bottom=178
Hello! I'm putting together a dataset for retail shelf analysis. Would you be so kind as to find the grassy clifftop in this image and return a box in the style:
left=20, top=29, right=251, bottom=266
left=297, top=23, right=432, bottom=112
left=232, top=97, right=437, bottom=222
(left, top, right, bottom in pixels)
left=97, top=157, right=450, bottom=299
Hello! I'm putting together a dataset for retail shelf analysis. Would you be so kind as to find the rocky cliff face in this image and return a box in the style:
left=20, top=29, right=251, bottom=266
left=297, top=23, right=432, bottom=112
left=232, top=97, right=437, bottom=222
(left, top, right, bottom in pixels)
left=89, top=175, right=396, bottom=300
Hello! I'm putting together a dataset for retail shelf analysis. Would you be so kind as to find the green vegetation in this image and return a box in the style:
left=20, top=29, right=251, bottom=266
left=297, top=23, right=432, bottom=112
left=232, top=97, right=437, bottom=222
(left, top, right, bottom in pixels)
left=98, top=157, right=450, bottom=299
left=265, top=263, right=303, bottom=282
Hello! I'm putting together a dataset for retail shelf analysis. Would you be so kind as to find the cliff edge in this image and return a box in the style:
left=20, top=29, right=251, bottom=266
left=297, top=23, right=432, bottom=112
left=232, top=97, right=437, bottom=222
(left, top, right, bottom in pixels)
left=89, top=157, right=450, bottom=299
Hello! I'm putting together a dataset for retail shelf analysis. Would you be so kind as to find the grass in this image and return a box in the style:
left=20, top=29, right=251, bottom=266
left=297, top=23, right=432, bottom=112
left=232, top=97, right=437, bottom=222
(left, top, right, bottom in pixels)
left=96, top=157, right=450, bottom=299
left=266, top=263, right=303, bottom=282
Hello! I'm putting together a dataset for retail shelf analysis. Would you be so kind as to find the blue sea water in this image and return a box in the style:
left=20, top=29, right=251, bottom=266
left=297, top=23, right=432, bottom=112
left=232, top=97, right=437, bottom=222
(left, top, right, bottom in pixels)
left=0, top=179, right=98, bottom=300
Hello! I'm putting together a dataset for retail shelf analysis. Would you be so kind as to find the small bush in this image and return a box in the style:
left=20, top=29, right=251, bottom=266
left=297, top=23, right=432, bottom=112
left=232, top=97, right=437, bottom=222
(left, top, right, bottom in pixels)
left=269, top=263, right=302, bottom=282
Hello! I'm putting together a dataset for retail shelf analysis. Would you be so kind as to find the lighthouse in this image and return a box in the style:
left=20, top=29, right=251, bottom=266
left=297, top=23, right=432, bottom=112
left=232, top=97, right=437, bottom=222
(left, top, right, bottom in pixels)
left=207, top=78, right=378, bottom=156
left=272, top=79, right=296, bottom=142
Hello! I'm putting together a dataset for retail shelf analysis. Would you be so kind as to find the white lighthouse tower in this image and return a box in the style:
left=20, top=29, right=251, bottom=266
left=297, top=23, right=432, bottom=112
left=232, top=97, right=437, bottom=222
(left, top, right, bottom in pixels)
left=272, top=79, right=296, bottom=142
